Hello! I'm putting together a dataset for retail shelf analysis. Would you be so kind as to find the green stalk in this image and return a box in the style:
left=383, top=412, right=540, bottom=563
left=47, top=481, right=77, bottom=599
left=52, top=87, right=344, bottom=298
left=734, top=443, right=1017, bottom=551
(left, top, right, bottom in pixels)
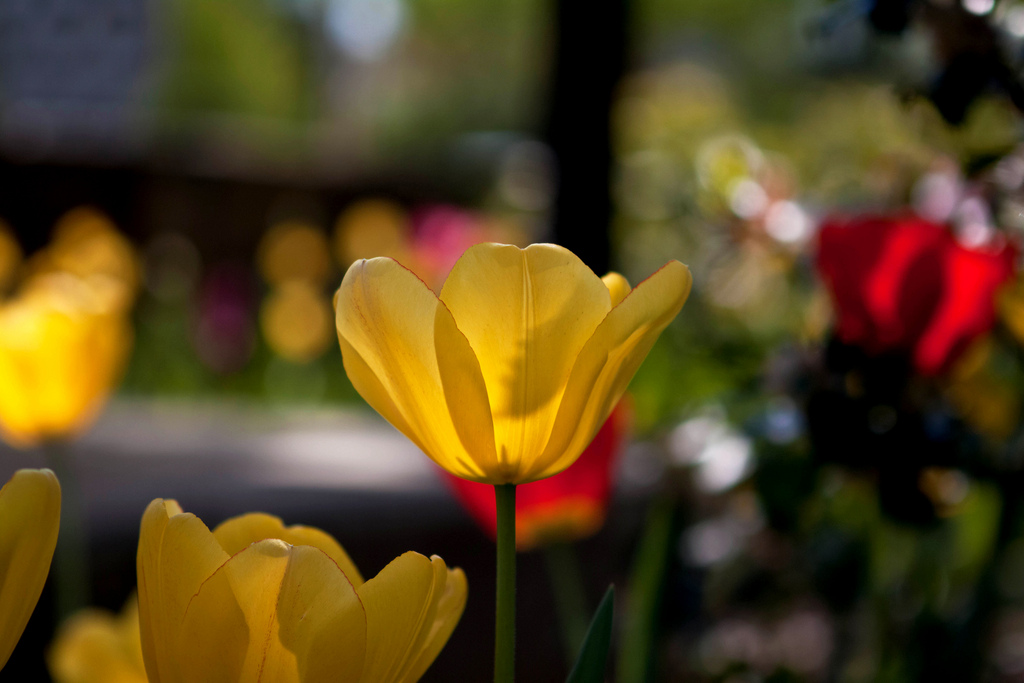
left=494, top=483, right=517, bottom=683
left=46, top=440, right=90, bottom=620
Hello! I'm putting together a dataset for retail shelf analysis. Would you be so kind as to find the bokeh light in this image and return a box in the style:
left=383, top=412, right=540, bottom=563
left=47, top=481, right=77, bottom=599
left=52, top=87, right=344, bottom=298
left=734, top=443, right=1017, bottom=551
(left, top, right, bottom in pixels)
left=259, top=280, right=333, bottom=364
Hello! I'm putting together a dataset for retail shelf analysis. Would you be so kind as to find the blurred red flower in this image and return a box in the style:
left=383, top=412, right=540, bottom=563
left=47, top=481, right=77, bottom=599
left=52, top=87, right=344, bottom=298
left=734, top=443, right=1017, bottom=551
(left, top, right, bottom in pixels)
left=441, top=402, right=630, bottom=551
left=817, top=214, right=1016, bottom=375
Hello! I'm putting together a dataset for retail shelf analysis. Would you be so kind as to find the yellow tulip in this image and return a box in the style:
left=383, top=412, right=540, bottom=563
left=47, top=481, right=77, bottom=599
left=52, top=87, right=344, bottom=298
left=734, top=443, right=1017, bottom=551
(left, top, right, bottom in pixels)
left=260, top=280, right=334, bottom=363
left=0, top=469, right=61, bottom=671
left=48, top=597, right=147, bottom=683
left=0, top=275, right=132, bottom=447
left=335, top=242, right=691, bottom=484
left=258, top=221, right=332, bottom=288
left=27, top=207, right=141, bottom=301
left=137, top=499, right=467, bottom=683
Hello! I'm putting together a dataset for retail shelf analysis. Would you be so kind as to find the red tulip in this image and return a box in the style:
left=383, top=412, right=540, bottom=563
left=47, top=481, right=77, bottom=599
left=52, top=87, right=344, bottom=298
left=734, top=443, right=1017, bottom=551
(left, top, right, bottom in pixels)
left=441, top=402, right=630, bottom=551
left=816, top=214, right=1016, bottom=375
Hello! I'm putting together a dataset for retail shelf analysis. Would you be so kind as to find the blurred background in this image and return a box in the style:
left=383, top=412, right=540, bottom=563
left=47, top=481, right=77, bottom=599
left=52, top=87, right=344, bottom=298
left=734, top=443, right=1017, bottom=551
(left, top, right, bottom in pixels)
left=6, top=0, right=1024, bottom=681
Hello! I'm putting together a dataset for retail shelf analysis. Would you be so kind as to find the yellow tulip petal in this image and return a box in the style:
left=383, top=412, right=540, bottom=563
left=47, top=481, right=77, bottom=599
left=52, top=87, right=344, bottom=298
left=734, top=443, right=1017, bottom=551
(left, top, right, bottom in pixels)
left=118, top=597, right=145, bottom=676
left=0, top=285, right=131, bottom=447
left=0, top=469, right=60, bottom=670
left=257, top=221, right=332, bottom=288
left=261, top=281, right=333, bottom=363
left=337, top=332, right=419, bottom=440
left=177, top=540, right=365, bottom=683
left=439, top=243, right=611, bottom=479
left=47, top=598, right=148, bottom=683
left=401, top=564, right=468, bottom=683
left=48, top=207, right=140, bottom=294
left=533, top=261, right=692, bottom=481
left=136, top=500, right=229, bottom=683
left=433, top=303, right=507, bottom=480
left=336, top=258, right=495, bottom=480
left=175, top=549, right=259, bottom=683
left=213, top=512, right=363, bottom=585
left=277, top=544, right=367, bottom=682
left=358, top=552, right=465, bottom=683
left=602, top=272, right=631, bottom=307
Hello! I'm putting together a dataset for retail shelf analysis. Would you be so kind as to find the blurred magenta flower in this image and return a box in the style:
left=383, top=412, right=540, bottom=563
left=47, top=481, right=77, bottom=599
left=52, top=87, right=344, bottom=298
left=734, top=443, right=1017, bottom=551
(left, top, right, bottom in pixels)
left=441, top=402, right=630, bottom=550
left=410, top=206, right=484, bottom=286
left=816, top=214, right=1016, bottom=375
left=193, top=263, right=256, bottom=374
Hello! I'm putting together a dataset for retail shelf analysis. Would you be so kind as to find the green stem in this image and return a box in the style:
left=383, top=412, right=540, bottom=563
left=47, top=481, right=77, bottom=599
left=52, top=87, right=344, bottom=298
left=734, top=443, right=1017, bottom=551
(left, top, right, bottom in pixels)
left=543, top=542, right=590, bottom=667
left=46, top=441, right=90, bottom=621
left=494, top=483, right=517, bottom=683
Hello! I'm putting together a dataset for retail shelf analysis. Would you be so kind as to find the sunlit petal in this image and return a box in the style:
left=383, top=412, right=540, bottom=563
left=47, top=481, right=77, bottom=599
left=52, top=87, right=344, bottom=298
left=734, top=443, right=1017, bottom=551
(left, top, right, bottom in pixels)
left=336, top=242, right=688, bottom=484
left=602, top=272, right=631, bottom=307
left=336, top=258, right=494, bottom=479
left=534, top=261, right=692, bottom=480
left=441, top=401, right=629, bottom=549
left=439, top=243, right=611, bottom=479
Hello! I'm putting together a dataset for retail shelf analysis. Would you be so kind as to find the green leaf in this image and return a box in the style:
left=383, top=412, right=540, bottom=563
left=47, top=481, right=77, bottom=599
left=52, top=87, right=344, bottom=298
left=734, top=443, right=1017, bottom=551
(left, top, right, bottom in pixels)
left=565, top=585, right=615, bottom=683
left=617, top=498, right=674, bottom=683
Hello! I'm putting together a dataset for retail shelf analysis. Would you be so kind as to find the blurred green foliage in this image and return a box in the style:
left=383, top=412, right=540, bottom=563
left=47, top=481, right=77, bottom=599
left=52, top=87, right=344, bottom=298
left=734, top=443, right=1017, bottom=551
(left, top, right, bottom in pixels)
left=160, top=0, right=313, bottom=121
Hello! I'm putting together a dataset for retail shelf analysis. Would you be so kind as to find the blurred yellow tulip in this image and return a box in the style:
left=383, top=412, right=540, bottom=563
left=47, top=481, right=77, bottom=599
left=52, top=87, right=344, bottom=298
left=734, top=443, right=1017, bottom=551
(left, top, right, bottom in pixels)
left=335, top=242, right=691, bottom=484
left=258, top=221, right=332, bottom=288
left=27, top=207, right=140, bottom=302
left=260, top=280, right=334, bottom=363
left=137, top=500, right=467, bottom=683
left=333, top=199, right=411, bottom=266
left=48, top=597, right=147, bottom=683
left=0, top=276, right=132, bottom=447
left=0, top=469, right=61, bottom=671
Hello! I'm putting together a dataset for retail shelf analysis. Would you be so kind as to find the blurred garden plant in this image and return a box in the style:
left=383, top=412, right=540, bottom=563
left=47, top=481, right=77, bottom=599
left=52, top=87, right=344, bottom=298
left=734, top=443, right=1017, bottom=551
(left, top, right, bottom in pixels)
left=0, top=469, right=61, bottom=672
left=809, top=213, right=1017, bottom=524
left=816, top=213, right=1016, bottom=376
left=136, top=499, right=466, bottom=683
left=713, top=208, right=1024, bottom=681
left=335, top=242, right=690, bottom=681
